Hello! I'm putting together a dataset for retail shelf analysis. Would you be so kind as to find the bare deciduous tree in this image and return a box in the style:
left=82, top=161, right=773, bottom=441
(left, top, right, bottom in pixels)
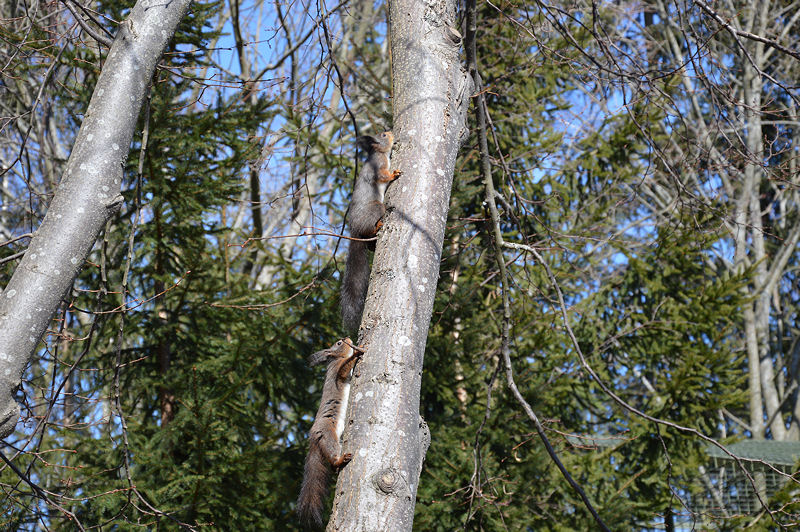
left=633, top=0, right=800, bottom=441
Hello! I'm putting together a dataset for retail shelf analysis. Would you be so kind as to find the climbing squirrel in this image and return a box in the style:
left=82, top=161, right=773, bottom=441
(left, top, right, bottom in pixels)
left=296, top=338, right=363, bottom=529
left=340, top=131, right=402, bottom=332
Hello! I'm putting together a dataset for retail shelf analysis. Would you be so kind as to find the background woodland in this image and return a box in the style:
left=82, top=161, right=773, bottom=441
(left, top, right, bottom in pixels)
left=1, top=0, right=799, bottom=529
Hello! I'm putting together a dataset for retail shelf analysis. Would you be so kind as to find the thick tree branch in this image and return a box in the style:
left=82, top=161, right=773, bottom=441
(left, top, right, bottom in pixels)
left=0, top=0, right=193, bottom=439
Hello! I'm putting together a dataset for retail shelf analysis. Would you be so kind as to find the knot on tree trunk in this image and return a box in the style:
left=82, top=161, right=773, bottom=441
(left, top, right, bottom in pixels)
left=373, top=468, right=402, bottom=494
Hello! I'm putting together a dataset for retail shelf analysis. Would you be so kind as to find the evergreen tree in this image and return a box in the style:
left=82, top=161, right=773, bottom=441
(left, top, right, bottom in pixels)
left=414, top=3, right=753, bottom=529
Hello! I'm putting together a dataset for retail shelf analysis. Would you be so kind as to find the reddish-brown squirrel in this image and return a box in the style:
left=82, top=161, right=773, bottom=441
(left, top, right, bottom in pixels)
left=340, top=131, right=402, bottom=332
left=296, top=338, right=362, bottom=529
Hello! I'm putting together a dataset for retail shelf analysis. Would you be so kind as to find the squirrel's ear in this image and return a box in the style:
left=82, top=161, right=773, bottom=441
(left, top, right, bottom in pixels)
left=307, top=349, right=329, bottom=367
left=356, top=135, right=377, bottom=151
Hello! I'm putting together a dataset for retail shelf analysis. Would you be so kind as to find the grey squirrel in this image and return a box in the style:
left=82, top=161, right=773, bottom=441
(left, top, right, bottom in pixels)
left=340, top=131, right=401, bottom=332
left=296, top=338, right=363, bottom=529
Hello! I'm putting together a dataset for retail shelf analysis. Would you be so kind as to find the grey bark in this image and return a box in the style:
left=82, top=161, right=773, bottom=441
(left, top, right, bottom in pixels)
left=0, top=0, right=193, bottom=439
left=327, top=0, right=471, bottom=528
left=738, top=54, right=768, bottom=438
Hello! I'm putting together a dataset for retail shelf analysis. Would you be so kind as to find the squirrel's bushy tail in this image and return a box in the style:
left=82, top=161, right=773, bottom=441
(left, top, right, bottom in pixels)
left=341, top=239, right=369, bottom=332
left=296, top=446, right=330, bottom=529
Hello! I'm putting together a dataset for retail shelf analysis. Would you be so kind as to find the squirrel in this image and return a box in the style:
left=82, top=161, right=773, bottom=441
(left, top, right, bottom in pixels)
left=296, top=338, right=363, bottom=529
left=340, top=131, right=402, bottom=333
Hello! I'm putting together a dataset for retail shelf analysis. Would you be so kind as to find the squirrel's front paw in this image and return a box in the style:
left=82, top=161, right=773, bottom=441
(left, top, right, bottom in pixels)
left=333, top=453, right=353, bottom=469
left=391, top=170, right=403, bottom=180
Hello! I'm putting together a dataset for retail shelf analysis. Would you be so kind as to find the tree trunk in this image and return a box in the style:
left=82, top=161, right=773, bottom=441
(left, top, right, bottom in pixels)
left=0, top=0, right=193, bottom=439
left=739, top=54, right=767, bottom=439
left=327, top=0, right=471, bottom=528
left=739, top=32, right=790, bottom=440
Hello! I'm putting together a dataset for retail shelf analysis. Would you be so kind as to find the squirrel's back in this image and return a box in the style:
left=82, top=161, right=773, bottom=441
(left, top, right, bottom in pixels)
left=340, top=131, right=397, bottom=333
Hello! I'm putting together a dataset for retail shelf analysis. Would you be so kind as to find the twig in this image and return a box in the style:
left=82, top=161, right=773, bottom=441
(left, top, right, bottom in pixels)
left=0, top=451, right=86, bottom=531
left=61, top=0, right=114, bottom=47
left=317, top=0, right=358, bottom=137
left=0, top=232, right=33, bottom=248
left=465, top=357, right=503, bottom=526
left=230, top=227, right=378, bottom=249
left=0, top=250, right=26, bottom=265
left=209, top=278, right=317, bottom=309
left=254, top=0, right=349, bottom=76
left=110, top=86, right=196, bottom=531
left=0, top=41, right=68, bottom=180
left=695, top=0, right=800, bottom=62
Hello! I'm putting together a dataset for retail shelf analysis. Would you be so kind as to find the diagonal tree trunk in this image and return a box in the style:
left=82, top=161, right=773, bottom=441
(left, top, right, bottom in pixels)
left=327, top=0, right=471, bottom=528
left=0, top=0, right=193, bottom=439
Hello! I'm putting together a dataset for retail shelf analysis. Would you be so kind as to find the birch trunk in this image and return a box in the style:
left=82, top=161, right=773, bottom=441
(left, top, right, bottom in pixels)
left=740, top=13, right=787, bottom=439
left=0, top=0, right=193, bottom=439
left=326, top=0, right=471, bottom=527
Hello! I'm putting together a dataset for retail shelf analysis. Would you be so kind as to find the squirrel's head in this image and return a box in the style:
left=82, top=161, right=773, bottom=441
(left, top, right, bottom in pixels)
left=357, top=131, right=394, bottom=153
left=307, top=338, right=353, bottom=366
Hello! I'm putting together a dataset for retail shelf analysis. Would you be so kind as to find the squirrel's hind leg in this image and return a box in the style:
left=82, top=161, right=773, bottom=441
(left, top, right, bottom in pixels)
left=349, top=201, right=386, bottom=238
left=316, top=428, right=350, bottom=468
